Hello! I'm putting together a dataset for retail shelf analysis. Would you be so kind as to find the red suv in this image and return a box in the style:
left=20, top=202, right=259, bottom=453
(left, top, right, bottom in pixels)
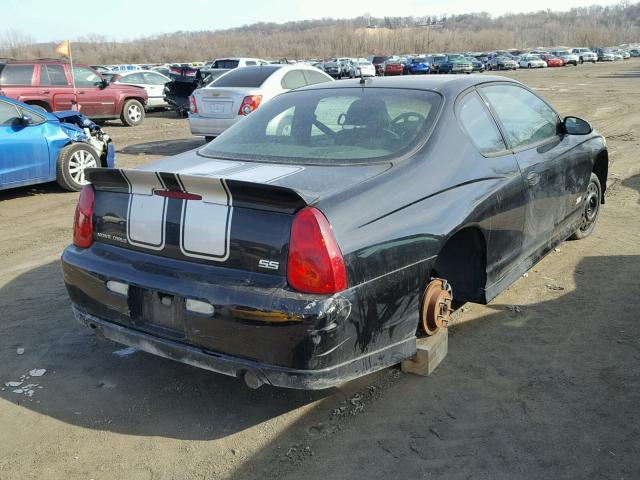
left=0, top=60, right=148, bottom=126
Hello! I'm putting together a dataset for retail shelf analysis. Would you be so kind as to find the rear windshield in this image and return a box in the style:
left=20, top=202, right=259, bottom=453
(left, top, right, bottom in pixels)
left=0, top=64, right=34, bottom=85
left=213, top=60, right=239, bottom=69
left=211, top=65, right=280, bottom=88
left=201, top=87, right=441, bottom=165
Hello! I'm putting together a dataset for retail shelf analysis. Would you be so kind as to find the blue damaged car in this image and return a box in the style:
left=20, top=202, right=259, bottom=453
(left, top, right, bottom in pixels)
left=0, top=97, right=115, bottom=192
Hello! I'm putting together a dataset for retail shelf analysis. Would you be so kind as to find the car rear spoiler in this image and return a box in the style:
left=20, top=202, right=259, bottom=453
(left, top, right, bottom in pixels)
left=86, top=168, right=308, bottom=214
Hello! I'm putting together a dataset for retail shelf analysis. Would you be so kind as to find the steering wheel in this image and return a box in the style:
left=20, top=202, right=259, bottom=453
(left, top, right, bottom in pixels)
left=391, top=112, right=426, bottom=128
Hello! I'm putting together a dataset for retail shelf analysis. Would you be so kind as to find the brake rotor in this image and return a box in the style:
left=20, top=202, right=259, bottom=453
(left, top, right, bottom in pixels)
left=420, top=278, right=453, bottom=336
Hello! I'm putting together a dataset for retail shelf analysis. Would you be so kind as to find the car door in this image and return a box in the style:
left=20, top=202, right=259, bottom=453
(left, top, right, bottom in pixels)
left=72, top=66, right=112, bottom=116
left=480, top=83, right=590, bottom=256
left=456, top=90, right=526, bottom=282
left=0, top=100, right=50, bottom=188
left=141, top=72, right=169, bottom=107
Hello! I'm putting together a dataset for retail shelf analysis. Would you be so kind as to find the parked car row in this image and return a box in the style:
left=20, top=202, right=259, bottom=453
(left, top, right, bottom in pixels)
left=309, top=46, right=635, bottom=78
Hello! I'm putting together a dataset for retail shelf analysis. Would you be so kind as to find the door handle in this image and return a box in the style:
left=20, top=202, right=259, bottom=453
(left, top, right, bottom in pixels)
left=40, top=90, right=50, bottom=94
left=526, top=171, right=540, bottom=186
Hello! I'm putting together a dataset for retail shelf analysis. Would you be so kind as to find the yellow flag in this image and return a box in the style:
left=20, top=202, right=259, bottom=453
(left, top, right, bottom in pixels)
left=55, top=40, right=71, bottom=57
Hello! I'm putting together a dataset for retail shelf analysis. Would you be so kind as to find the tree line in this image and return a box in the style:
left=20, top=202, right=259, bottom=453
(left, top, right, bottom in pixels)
left=1, top=2, right=639, bottom=64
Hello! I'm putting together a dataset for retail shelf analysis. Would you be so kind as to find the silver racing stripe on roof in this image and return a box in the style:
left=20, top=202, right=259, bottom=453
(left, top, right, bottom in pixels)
left=121, top=170, right=167, bottom=250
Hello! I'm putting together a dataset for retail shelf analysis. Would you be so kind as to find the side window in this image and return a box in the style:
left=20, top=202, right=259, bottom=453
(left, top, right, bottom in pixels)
left=245, top=61, right=257, bottom=66
left=0, top=101, right=20, bottom=125
left=303, top=70, right=331, bottom=86
left=281, top=70, right=307, bottom=90
left=72, top=66, right=103, bottom=87
left=481, top=84, right=560, bottom=149
left=0, top=64, right=35, bottom=85
left=457, top=92, right=506, bottom=155
left=40, top=64, right=69, bottom=86
left=143, top=73, right=167, bottom=85
left=120, top=73, right=145, bottom=84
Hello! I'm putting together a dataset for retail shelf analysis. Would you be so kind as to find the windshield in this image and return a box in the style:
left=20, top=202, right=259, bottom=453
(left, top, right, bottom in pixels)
left=200, top=87, right=441, bottom=165
left=213, top=59, right=240, bottom=69
left=210, top=65, right=280, bottom=88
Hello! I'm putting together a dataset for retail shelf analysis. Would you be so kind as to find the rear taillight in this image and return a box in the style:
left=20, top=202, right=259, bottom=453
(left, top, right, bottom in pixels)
left=189, top=95, right=198, bottom=114
left=287, top=207, right=347, bottom=294
left=73, top=185, right=94, bottom=248
left=238, top=95, right=262, bottom=116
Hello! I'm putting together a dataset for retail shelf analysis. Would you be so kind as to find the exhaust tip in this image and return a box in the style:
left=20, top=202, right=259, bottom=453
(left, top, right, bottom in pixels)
left=242, top=370, right=263, bottom=389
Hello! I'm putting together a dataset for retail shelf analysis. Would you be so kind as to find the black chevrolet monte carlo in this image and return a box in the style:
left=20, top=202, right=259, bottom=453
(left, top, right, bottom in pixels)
left=62, top=75, right=608, bottom=389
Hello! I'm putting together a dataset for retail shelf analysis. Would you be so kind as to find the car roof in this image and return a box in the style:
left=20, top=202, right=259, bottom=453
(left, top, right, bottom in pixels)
left=293, top=75, right=522, bottom=97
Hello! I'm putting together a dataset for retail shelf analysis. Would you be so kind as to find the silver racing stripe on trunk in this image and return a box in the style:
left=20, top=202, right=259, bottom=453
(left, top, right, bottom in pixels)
left=121, top=164, right=305, bottom=261
left=176, top=174, right=233, bottom=261
left=122, top=170, right=167, bottom=250
left=224, top=165, right=303, bottom=183
left=175, top=164, right=304, bottom=261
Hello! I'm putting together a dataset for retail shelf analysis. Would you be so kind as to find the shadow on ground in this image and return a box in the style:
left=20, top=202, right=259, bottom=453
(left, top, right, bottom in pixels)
left=118, top=138, right=206, bottom=156
left=0, top=182, right=67, bottom=201
left=0, top=261, right=332, bottom=441
left=230, top=255, right=640, bottom=479
left=623, top=173, right=640, bottom=202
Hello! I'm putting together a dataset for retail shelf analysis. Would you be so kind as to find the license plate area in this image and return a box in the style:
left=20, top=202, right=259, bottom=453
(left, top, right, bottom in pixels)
left=129, top=287, right=185, bottom=339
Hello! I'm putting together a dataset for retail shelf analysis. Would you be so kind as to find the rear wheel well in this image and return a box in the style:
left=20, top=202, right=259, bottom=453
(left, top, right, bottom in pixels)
left=25, top=100, right=52, bottom=112
left=593, top=150, right=608, bottom=202
left=431, top=227, right=487, bottom=304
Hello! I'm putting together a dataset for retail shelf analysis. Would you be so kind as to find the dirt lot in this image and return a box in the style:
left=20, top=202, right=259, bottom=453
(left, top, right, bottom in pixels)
left=1, top=61, right=639, bottom=480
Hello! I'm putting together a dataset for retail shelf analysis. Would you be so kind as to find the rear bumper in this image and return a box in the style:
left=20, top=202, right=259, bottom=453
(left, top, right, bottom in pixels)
left=62, top=243, right=425, bottom=389
left=72, top=306, right=415, bottom=390
left=189, top=114, right=239, bottom=136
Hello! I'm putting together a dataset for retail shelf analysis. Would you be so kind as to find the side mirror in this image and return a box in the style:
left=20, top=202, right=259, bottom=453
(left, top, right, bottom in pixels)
left=564, top=116, right=592, bottom=135
left=20, top=114, right=33, bottom=125
left=99, top=79, right=109, bottom=89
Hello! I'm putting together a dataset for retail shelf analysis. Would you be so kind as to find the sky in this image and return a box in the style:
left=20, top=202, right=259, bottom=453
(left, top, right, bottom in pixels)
left=2, top=0, right=623, bottom=42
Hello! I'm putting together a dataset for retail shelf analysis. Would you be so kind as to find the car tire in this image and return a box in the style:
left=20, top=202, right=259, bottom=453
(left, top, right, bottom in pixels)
left=56, top=143, right=100, bottom=192
left=120, top=99, right=145, bottom=126
left=570, top=173, right=602, bottom=240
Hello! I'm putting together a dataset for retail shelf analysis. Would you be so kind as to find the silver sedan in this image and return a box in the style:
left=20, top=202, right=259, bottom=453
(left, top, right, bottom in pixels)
left=112, top=70, right=171, bottom=109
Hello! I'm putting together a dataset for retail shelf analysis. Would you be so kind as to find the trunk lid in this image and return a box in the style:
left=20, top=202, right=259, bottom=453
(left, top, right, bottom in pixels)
left=194, top=87, right=258, bottom=118
left=87, top=158, right=390, bottom=275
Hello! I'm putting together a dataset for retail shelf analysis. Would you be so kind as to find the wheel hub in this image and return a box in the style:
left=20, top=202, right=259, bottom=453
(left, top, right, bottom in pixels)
left=420, top=278, right=453, bottom=336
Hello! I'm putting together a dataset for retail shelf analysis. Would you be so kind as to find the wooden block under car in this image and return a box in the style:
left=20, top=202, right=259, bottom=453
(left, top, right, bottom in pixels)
left=401, top=328, right=448, bottom=376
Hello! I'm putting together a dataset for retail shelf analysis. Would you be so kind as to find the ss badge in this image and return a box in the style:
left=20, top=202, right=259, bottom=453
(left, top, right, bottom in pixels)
left=258, top=259, right=280, bottom=270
